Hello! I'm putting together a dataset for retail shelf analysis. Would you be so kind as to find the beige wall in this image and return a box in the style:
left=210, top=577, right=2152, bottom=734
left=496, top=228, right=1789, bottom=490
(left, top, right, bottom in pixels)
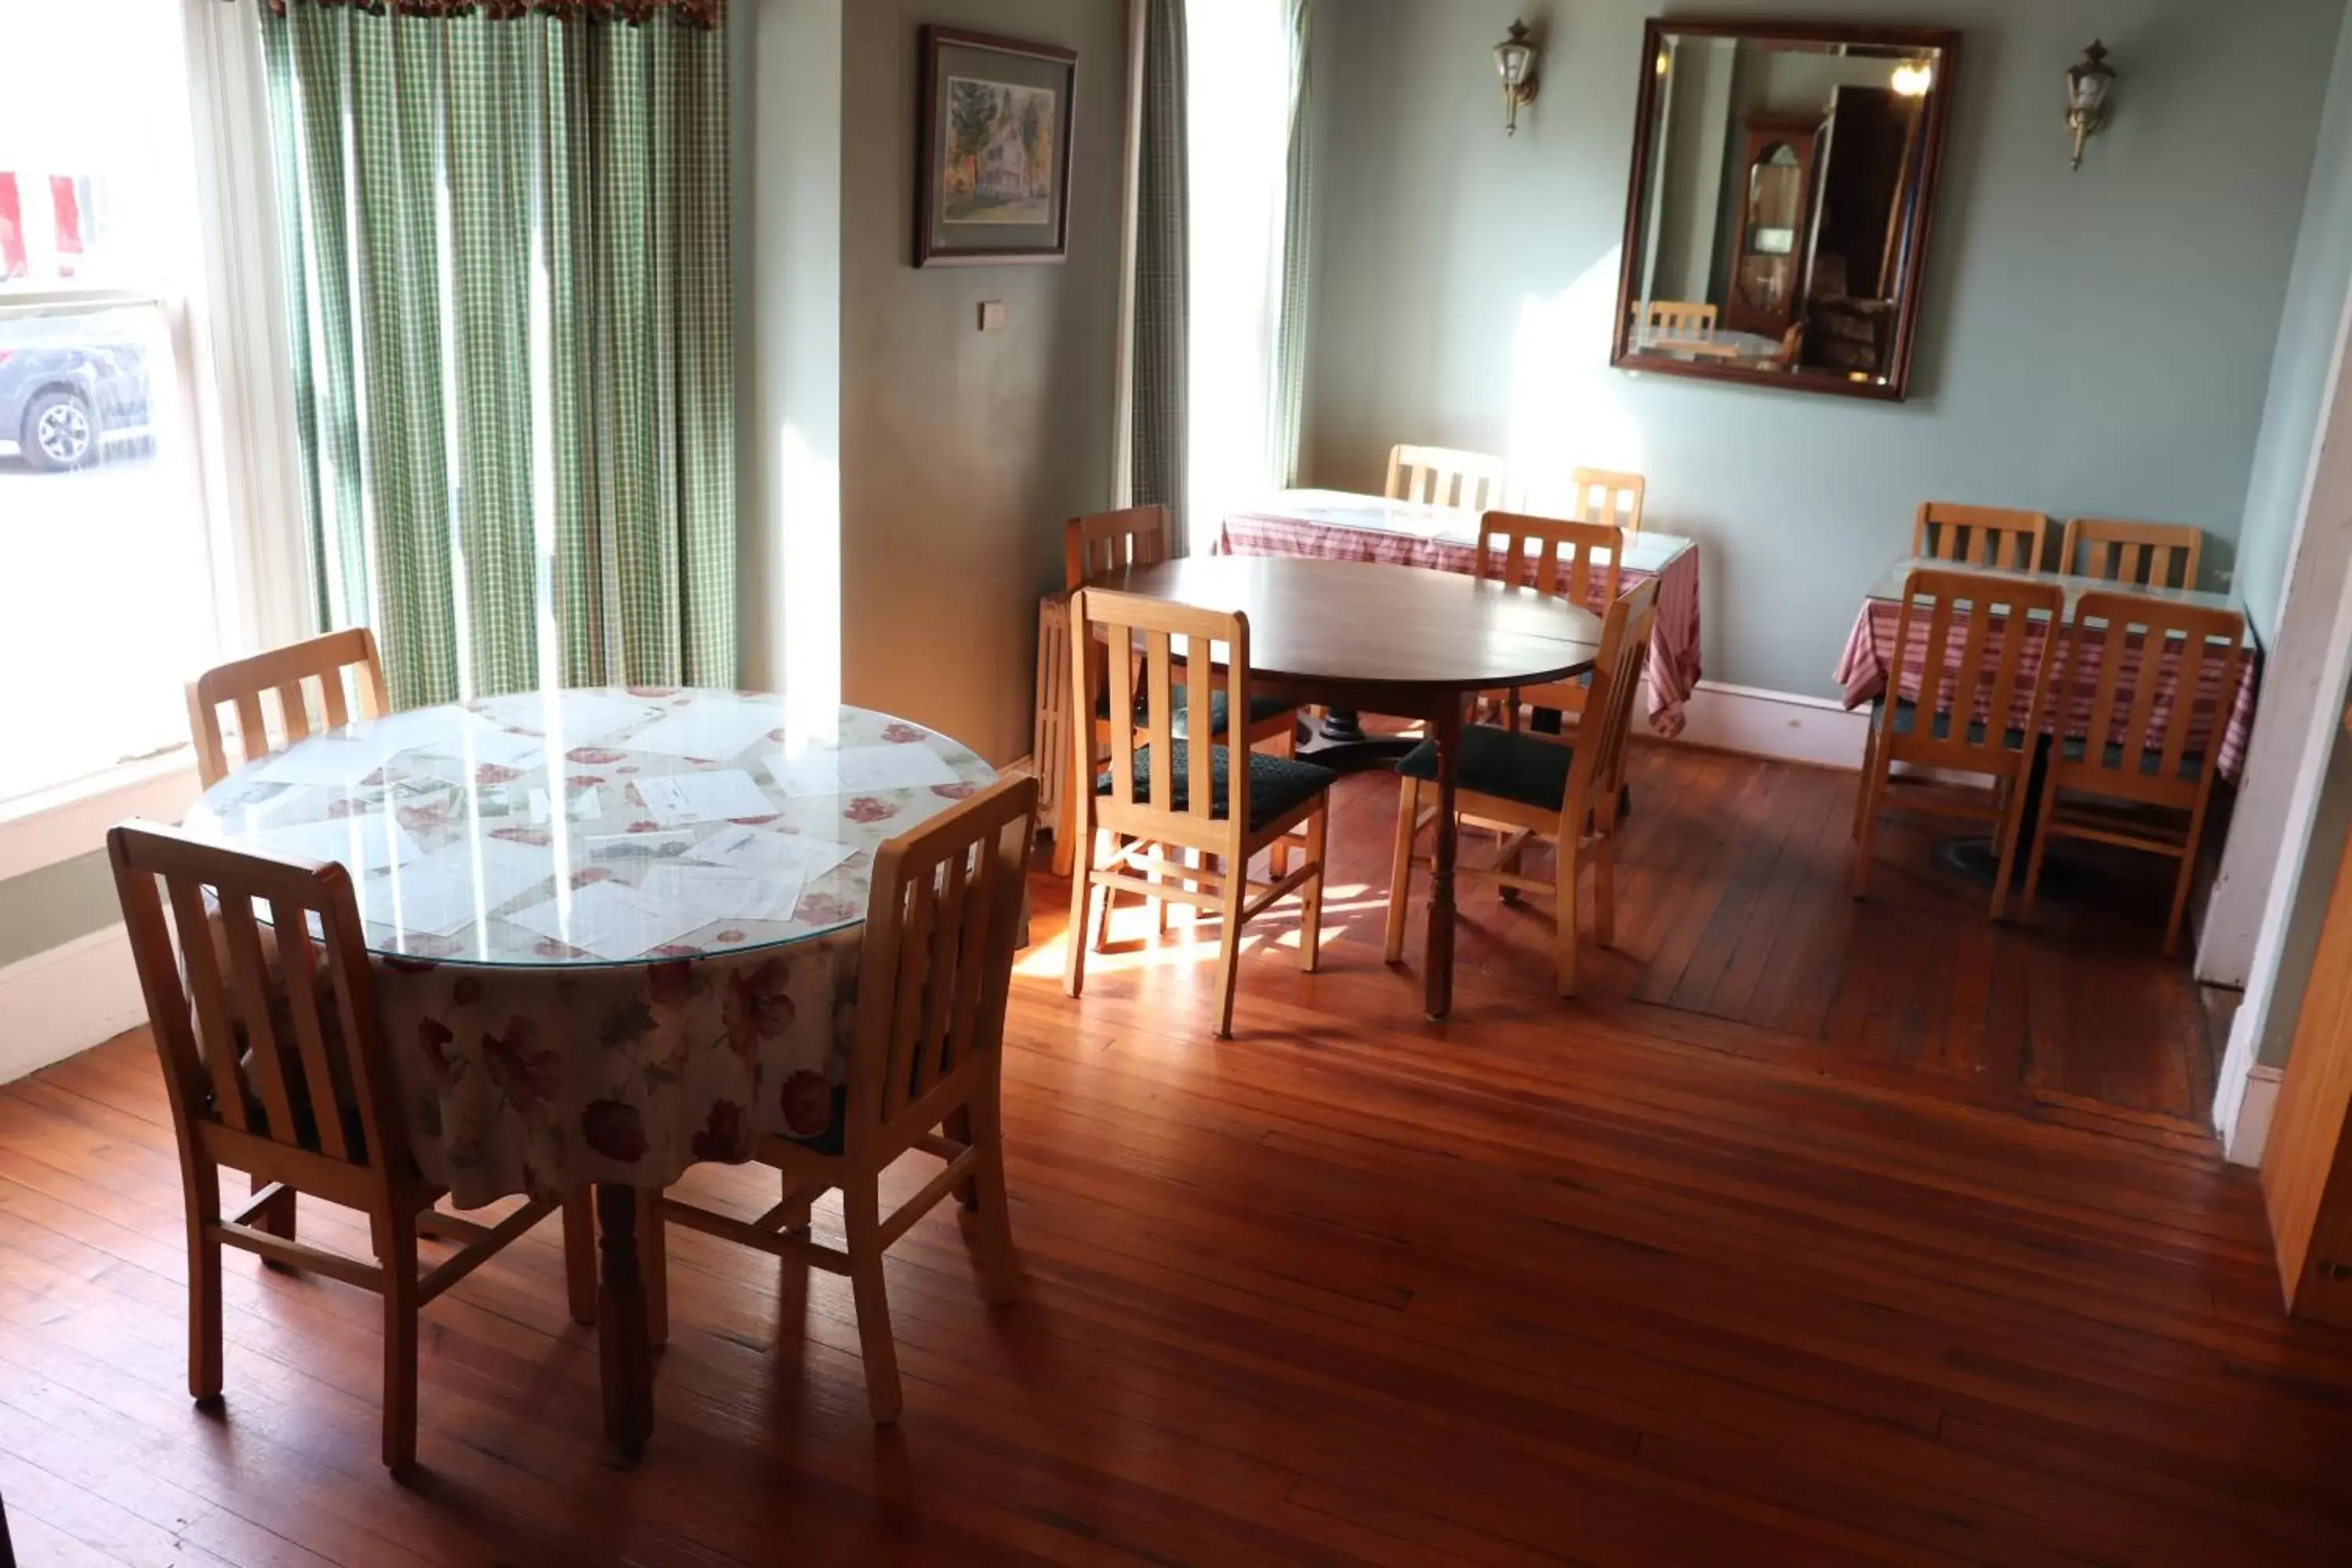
left=834, top=0, right=1127, bottom=764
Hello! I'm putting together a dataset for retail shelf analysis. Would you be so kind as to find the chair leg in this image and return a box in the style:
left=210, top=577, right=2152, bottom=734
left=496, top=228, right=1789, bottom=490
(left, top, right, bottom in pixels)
left=1213, top=853, right=1249, bottom=1040
left=1851, top=725, right=1880, bottom=843
left=562, top=1191, right=597, bottom=1326
left=252, top=1172, right=296, bottom=1251
left=642, top=1189, right=670, bottom=1350
left=187, top=1171, right=223, bottom=1405
left=1090, top=833, right=1120, bottom=954
left=2163, top=798, right=2213, bottom=956
left=2019, top=775, right=2063, bottom=924
left=781, top=1171, right=818, bottom=1232
left=380, top=1214, right=419, bottom=1472
left=1300, top=802, right=1328, bottom=974
left=1052, top=768, right=1078, bottom=880
left=1555, top=832, right=1584, bottom=999
left=842, top=1182, right=904, bottom=1423
left=1593, top=827, right=1618, bottom=950
left=1385, top=776, right=1418, bottom=965
left=1989, top=776, right=2029, bottom=924
left=1849, top=752, right=1889, bottom=898
left=945, top=1105, right=981, bottom=1211
left=960, top=1083, right=1021, bottom=1306
left=1064, top=823, right=1095, bottom=998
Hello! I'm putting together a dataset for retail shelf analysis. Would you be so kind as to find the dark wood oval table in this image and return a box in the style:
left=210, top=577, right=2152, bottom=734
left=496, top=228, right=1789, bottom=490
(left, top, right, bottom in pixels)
left=1097, top=555, right=1602, bottom=1020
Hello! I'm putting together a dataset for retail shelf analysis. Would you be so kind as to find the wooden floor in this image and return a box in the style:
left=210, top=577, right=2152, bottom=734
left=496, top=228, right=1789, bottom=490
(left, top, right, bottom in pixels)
left=5, top=749, right=2349, bottom=1566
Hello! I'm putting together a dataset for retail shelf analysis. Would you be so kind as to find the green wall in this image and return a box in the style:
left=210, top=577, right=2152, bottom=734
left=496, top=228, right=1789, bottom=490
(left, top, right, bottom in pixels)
left=2237, top=9, right=2352, bottom=643
left=1306, top=0, right=2347, bottom=698
left=0, top=851, right=118, bottom=970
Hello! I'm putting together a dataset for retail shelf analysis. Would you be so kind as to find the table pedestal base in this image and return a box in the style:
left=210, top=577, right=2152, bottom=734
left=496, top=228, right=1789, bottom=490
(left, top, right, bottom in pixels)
left=596, top=1184, right=653, bottom=1466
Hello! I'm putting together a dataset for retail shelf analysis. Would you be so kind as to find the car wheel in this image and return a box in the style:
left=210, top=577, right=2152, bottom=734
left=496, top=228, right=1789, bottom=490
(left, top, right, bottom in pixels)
left=22, top=389, right=96, bottom=472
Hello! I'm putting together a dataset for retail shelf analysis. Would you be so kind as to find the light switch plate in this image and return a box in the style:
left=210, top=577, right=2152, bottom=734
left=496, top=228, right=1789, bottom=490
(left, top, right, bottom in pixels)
left=978, top=300, right=1008, bottom=332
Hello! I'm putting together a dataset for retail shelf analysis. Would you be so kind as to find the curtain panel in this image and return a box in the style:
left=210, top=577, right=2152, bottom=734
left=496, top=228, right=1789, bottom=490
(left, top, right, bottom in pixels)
left=256, top=1, right=723, bottom=26
left=261, top=0, right=734, bottom=710
left=1129, top=0, right=1189, bottom=553
left=1269, top=0, right=1313, bottom=488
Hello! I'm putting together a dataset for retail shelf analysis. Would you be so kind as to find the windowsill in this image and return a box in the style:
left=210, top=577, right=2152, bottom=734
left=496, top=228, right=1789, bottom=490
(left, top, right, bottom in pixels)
left=0, top=750, right=200, bottom=884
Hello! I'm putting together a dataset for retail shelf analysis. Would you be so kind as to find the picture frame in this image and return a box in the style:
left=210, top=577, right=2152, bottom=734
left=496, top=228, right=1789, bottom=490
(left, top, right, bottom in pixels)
left=915, top=26, right=1078, bottom=267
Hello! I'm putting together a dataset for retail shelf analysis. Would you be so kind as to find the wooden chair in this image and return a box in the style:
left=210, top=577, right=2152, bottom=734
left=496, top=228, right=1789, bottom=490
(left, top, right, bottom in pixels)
left=1475, top=511, right=1624, bottom=726
left=2022, top=593, right=2248, bottom=953
left=107, top=820, right=591, bottom=1472
left=2060, top=518, right=2205, bottom=591
left=1065, top=590, right=1337, bottom=1038
left=645, top=775, right=1038, bottom=1423
left=1384, top=577, right=1659, bottom=997
left=1913, top=503, right=2049, bottom=572
left=1642, top=299, right=1719, bottom=337
left=1051, top=506, right=1300, bottom=878
left=188, top=628, right=389, bottom=787
left=1566, top=468, right=1646, bottom=535
left=1849, top=568, right=2065, bottom=918
left=1385, top=444, right=1509, bottom=514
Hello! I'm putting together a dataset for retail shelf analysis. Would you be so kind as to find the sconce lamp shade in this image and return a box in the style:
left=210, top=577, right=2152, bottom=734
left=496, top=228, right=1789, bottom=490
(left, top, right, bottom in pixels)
left=1494, top=20, right=1540, bottom=134
left=2065, top=40, right=2115, bottom=169
left=2068, top=41, right=2114, bottom=114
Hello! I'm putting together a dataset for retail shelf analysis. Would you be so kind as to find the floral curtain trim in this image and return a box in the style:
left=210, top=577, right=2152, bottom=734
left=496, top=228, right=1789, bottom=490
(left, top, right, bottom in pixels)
left=255, top=0, right=723, bottom=27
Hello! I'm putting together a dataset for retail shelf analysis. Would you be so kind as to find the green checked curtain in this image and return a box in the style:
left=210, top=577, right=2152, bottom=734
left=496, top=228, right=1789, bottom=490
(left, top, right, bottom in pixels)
left=1130, top=0, right=1189, bottom=552
left=260, top=0, right=734, bottom=711
left=1269, top=0, right=1313, bottom=488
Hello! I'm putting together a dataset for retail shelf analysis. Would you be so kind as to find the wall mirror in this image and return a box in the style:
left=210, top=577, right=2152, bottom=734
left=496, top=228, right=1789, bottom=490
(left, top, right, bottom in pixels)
left=1612, top=20, right=1960, bottom=401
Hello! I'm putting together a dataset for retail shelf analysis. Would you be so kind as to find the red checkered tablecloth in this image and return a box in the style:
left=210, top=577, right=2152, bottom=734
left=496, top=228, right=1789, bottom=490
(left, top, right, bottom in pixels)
left=1834, top=590, right=2260, bottom=781
left=1218, top=490, right=1704, bottom=737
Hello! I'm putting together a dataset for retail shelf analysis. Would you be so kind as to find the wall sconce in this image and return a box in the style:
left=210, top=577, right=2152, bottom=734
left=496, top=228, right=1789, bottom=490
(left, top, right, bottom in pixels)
left=1889, top=60, right=1933, bottom=99
left=1494, top=20, right=1541, bottom=136
left=2066, top=41, right=2115, bottom=170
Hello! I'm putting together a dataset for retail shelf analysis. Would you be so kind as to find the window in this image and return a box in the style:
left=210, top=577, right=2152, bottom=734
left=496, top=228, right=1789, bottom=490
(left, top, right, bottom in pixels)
left=0, top=1, right=222, bottom=804
left=1184, top=0, right=1302, bottom=534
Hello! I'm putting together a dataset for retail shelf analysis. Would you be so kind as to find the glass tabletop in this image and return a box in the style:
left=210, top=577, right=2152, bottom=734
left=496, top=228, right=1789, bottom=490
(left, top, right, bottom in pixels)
left=180, top=689, right=996, bottom=969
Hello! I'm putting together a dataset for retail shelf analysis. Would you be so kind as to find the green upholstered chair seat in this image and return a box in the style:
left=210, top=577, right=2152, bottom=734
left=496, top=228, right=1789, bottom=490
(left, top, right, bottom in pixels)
left=1095, top=687, right=1293, bottom=739
left=1098, top=742, right=1335, bottom=831
left=1396, top=724, right=1575, bottom=814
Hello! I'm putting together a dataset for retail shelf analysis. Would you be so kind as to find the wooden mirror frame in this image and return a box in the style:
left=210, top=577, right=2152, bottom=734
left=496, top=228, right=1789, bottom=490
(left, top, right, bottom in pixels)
left=1610, top=18, right=1962, bottom=403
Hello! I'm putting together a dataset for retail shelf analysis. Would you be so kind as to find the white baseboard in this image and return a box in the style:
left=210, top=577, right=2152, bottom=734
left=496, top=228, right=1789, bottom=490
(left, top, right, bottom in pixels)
left=2224, top=1063, right=2285, bottom=1167
left=0, top=923, right=145, bottom=1085
left=1663, top=681, right=1870, bottom=770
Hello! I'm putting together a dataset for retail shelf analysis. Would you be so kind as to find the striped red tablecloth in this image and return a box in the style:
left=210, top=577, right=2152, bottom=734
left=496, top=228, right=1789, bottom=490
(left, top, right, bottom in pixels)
left=1834, top=591, right=2261, bottom=781
left=1218, top=490, right=1704, bottom=737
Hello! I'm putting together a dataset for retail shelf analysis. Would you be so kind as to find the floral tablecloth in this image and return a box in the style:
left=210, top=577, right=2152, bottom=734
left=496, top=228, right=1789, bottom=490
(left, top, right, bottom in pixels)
left=180, top=690, right=993, bottom=1206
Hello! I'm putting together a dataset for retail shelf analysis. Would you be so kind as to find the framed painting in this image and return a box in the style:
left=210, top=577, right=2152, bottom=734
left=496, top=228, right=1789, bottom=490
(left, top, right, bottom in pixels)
left=916, top=26, right=1078, bottom=267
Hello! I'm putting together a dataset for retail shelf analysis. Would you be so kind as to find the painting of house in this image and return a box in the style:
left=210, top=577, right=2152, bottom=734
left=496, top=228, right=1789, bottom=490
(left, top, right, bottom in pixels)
left=942, top=76, right=1055, bottom=226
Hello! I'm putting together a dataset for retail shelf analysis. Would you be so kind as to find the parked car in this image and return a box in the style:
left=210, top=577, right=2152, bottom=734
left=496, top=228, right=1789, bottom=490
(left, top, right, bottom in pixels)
left=0, top=314, right=153, bottom=470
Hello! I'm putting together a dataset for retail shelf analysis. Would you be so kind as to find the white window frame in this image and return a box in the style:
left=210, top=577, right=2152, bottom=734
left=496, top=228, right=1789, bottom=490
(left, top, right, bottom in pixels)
left=0, top=0, right=310, bottom=880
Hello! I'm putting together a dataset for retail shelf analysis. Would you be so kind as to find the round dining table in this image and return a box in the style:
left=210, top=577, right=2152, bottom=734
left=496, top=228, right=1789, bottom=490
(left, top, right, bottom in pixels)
left=1096, top=556, right=1603, bottom=1020
left=180, top=687, right=994, bottom=1461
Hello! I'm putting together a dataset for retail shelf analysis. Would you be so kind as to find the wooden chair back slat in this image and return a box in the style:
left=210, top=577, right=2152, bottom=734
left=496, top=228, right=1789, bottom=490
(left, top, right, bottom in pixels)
left=2056, top=593, right=2246, bottom=793
left=1880, top=568, right=2065, bottom=774
left=1643, top=300, right=1718, bottom=336
left=881, top=866, right=938, bottom=1122
left=1064, top=506, right=1172, bottom=590
left=1569, top=579, right=1661, bottom=823
left=1385, top=445, right=1508, bottom=514
left=216, top=892, right=301, bottom=1148
left=1568, top=468, right=1646, bottom=535
left=1475, top=513, right=1623, bottom=605
left=1913, top=503, right=2049, bottom=573
left=188, top=629, right=388, bottom=786
left=2060, top=518, right=2205, bottom=590
left=1069, top=589, right=1254, bottom=855
left=851, top=777, right=1039, bottom=1132
left=270, top=901, right=352, bottom=1164
left=109, top=822, right=397, bottom=1181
